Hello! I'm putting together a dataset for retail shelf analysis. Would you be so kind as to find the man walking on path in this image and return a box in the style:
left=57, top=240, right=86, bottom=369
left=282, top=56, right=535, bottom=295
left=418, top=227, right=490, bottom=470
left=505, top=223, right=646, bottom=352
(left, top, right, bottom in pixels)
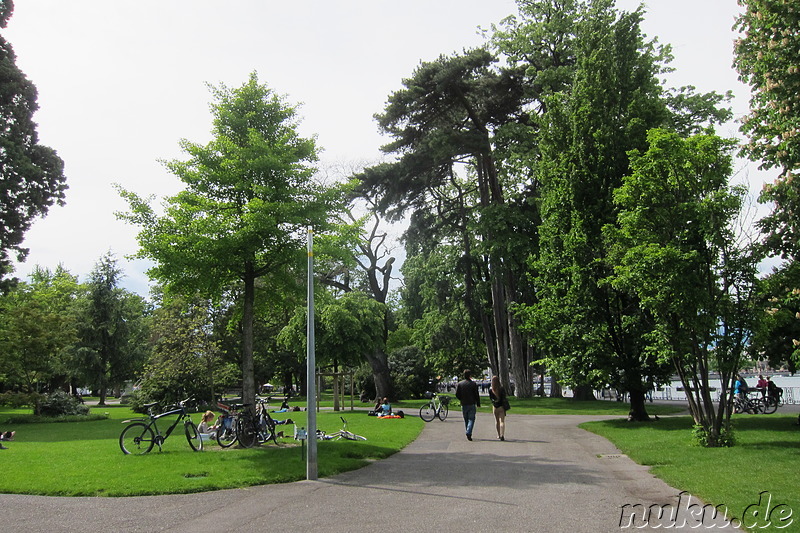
left=455, top=369, right=480, bottom=440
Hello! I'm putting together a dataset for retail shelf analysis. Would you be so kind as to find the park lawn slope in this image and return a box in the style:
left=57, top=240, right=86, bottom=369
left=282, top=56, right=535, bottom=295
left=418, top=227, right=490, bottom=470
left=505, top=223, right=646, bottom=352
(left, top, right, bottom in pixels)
left=581, top=415, right=799, bottom=529
left=0, top=407, right=423, bottom=497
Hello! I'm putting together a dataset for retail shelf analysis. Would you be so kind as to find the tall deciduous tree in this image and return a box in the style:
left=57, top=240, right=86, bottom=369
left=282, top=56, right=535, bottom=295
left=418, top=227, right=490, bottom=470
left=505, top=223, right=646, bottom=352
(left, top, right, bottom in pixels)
left=605, top=129, right=758, bottom=445
left=734, top=0, right=800, bottom=259
left=525, top=2, right=674, bottom=417
left=0, top=0, right=67, bottom=292
left=118, top=73, right=349, bottom=406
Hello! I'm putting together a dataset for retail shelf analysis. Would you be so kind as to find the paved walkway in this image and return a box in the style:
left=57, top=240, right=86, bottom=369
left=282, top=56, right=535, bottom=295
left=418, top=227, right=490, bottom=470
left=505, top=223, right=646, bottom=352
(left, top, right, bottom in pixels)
left=2, top=411, right=740, bottom=532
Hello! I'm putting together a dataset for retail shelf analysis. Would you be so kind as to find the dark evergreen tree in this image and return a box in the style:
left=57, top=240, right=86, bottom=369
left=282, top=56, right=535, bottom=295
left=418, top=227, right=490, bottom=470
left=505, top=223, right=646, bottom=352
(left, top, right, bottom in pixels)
left=0, top=0, right=67, bottom=292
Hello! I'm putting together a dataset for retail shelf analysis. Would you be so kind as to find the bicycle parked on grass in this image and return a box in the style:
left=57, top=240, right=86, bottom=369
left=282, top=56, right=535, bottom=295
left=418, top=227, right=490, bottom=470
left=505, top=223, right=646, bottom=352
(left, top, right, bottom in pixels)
left=119, top=399, right=202, bottom=455
left=214, top=400, right=241, bottom=448
left=316, top=417, right=367, bottom=441
left=419, top=391, right=450, bottom=422
left=215, top=396, right=281, bottom=448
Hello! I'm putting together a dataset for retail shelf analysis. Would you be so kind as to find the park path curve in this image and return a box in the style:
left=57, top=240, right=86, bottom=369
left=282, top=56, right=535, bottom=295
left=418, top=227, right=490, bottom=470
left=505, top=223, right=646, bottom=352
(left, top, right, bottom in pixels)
left=1, top=412, right=735, bottom=532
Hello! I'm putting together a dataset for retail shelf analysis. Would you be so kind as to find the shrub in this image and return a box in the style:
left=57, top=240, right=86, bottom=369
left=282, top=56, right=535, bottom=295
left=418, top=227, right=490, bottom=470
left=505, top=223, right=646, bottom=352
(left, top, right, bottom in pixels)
left=38, top=391, right=90, bottom=417
left=0, top=391, right=42, bottom=408
left=692, top=423, right=736, bottom=447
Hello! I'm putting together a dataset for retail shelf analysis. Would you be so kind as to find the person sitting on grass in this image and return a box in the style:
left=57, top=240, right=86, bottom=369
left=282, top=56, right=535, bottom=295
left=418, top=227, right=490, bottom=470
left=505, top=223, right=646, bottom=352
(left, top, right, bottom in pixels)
left=0, top=430, right=15, bottom=449
left=198, top=411, right=218, bottom=439
left=377, top=398, right=392, bottom=417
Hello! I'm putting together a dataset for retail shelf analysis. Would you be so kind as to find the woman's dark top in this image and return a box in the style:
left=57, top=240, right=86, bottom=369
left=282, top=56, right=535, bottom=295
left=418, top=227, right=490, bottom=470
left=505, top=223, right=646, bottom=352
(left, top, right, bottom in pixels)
left=489, top=387, right=507, bottom=409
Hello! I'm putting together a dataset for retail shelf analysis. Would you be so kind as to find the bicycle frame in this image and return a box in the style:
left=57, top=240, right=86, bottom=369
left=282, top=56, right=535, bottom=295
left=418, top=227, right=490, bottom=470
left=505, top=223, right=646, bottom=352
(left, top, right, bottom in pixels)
left=120, top=400, right=202, bottom=454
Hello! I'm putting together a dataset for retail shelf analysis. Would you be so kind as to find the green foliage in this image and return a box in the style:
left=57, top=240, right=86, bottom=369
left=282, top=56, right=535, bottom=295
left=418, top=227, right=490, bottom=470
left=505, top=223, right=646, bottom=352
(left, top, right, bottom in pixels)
left=38, top=390, right=89, bottom=417
left=0, top=391, right=41, bottom=408
left=136, top=295, right=222, bottom=406
left=117, top=72, right=352, bottom=407
left=525, top=1, right=675, bottom=408
left=74, top=253, right=150, bottom=402
left=691, top=423, right=735, bottom=448
left=0, top=266, right=81, bottom=391
left=389, top=346, right=434, bottom=399
left=606, top=128, right=758, bottom=435
left=735, top=0, right=800, bottom=261
left=279, top=291, right=386, bottom=371
left=0, top=3, right=67, bottom=291
left=750, top=263, right=800, bottom=373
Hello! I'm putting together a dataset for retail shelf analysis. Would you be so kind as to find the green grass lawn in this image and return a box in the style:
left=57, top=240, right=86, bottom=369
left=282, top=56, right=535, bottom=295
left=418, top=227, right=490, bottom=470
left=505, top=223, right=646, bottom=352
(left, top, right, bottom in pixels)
left=0, top=405, right=423, bottom=497
left=581, top=414, right=800, bottom=529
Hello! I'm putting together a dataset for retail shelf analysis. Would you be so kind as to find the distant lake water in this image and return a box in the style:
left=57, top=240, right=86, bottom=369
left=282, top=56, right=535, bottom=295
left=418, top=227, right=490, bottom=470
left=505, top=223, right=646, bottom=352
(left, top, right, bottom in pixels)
left=559, top=374, right=800, bottom=404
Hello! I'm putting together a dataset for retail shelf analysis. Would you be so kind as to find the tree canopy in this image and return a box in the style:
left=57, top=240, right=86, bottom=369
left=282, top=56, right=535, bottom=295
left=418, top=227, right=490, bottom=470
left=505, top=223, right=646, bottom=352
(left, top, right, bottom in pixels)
left=0, top=0, right=67, bottom=292
left=118, top=73, right=351, bottom=406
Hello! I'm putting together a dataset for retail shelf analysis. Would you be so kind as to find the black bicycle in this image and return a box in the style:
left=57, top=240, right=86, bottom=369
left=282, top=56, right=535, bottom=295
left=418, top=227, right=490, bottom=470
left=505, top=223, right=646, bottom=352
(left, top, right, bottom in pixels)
left=237, top=397, right=279, bottom=448
left=119, top=399, right=203, bottom=454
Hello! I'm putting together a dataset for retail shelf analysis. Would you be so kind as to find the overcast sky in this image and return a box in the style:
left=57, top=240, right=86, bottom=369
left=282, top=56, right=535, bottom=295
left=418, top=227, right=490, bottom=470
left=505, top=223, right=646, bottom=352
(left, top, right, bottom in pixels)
left=5, top=0, right=764, bottom=296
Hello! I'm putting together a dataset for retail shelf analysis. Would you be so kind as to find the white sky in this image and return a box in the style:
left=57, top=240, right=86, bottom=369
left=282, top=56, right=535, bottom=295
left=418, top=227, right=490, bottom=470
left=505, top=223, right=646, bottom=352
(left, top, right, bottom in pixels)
left=5, top=0, right=767, bottom=296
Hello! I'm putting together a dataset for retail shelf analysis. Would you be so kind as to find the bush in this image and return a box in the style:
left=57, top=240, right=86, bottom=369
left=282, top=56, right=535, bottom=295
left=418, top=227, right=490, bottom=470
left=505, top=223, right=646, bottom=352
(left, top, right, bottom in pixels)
left=389, top=346, right=434, bottom=399
left=692, top=423, right=736, bottom=447
left=38, top=391, right=90, bottom=417
left=0, top=391, right=42, bottom=408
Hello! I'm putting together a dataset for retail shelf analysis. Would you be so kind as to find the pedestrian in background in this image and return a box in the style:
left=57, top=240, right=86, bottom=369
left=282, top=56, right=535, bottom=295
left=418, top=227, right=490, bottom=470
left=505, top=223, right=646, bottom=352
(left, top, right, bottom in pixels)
left=456, top=369, right=480, bottom=441
left=489, top=376, right=508, bottom=441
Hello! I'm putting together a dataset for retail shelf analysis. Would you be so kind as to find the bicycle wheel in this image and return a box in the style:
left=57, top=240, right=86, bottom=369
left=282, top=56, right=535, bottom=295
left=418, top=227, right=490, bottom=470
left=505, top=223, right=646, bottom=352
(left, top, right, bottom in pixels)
left=419, top=403, right=436, bottom=422
left=261, top=415, right=278, bottom=445
left=185, top=421, right=203, bottom=451
left=120, top=422, right=155, bottom=455
left=237, top=417, right=258, bottom=448
left=437, top=403, right=449, bottom=421
left=751, top=398, right=767, bottom=414
left=762, top=396, right=778, bottom=415
left=216, top=417, right=238, bottom=448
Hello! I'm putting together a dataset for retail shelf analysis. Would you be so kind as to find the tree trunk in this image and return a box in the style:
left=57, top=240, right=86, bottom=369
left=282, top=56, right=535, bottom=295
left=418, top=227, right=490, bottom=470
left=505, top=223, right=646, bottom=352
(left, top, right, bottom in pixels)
left=509, top=317, right=533, bottom=398
left=491, top=276, right=511, bottom=389
left=366, top=349, right=391, bottom=400
left=627, top=389, right=650, bottom=421
left=241, top=261, right=256, bottom=407
left=549, top=377, right=563, bottom=398
left=572, top=384, right=596, bottom=401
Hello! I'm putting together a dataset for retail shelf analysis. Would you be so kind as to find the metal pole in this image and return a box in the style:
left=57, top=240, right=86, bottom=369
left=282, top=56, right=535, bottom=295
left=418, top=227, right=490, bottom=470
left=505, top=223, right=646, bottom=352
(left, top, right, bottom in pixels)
left=306, top=228, right=317, bottom=480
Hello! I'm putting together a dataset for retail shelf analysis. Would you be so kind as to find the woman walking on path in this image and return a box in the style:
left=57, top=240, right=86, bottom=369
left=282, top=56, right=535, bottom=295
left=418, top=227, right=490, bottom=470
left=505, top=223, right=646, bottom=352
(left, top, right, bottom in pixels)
left=488, top=376, right=508, bottom=441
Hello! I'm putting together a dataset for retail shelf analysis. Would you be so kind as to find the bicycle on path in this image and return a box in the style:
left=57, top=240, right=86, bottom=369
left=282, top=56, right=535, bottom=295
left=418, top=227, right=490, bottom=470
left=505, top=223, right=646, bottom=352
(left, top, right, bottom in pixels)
left=731, top=392, right=766, bottom=415
left=119, top=399, right=203, bottom=454
left=419, top=391, right=450, bottom=422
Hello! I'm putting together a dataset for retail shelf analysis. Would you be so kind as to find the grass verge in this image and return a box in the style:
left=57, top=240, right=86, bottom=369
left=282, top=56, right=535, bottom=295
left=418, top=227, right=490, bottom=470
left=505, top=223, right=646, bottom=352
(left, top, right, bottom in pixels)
left=0, top=406, right=422, bottom=497
left=581, top=414, right=800, bottom=529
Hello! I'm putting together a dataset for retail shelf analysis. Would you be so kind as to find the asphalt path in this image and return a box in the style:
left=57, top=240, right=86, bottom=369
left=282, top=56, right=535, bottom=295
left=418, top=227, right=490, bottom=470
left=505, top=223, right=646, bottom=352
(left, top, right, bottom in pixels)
left=1, top=408, right=751, bottom=532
